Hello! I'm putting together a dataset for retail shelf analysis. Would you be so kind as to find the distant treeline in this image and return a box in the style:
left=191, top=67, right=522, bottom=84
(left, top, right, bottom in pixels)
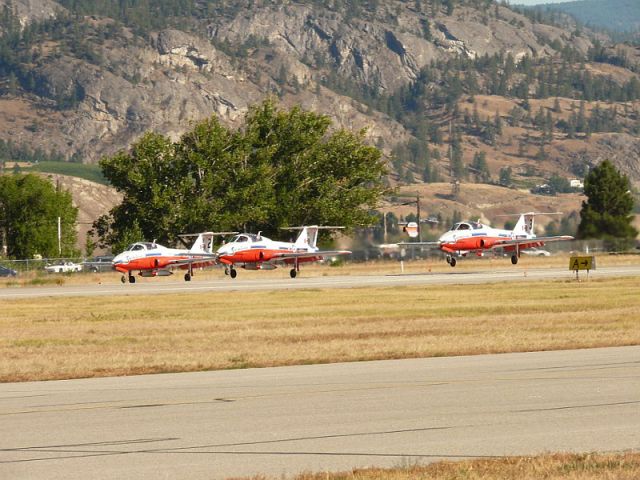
left=0, top=139, right=66, bottom=164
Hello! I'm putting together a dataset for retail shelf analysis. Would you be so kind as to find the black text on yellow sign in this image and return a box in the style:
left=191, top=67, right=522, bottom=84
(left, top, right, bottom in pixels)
left=569, top=256, right=596, bottom=271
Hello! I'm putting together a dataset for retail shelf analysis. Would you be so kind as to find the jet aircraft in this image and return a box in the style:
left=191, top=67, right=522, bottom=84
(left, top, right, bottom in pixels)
left=401, top=212, right=573, bottom=267
left=216, top=226, right=351, bottom=278
left=112, top=232, right=222, bottom=283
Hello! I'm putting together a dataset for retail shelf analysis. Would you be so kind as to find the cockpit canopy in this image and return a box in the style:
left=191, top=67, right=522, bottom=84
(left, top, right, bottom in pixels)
left=452, top=221, right=483, bottom=231
left=229, top=234, right=263, bottom=243
left=125, top=242, right=158, bottom=252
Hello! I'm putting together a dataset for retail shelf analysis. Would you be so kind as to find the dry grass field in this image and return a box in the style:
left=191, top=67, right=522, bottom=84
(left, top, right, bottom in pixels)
left=232, top=452, right=640, bottom=480
left=0, top=258, right=639, bottom=382
left=2, top=259, right=639, bottom=479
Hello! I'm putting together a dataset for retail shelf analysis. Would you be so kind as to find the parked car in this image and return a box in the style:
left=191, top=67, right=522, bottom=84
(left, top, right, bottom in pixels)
left=522, top=248, right=551, bottom=257
left=44, top=261, right=83, bottom=273
left=0, top=265, right=17, bottom=277
left=82, top=255, right=114, bottom=273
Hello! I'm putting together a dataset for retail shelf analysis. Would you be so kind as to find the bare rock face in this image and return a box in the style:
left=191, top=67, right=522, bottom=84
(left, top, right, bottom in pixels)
left=0, top=0, right=61, bottom=28
left=5, top=4, right=427, bottom=163
left=21, top=27, right=264, bottom=162
left=154, top=29, right=233, bottom=76
left=209, top=4, right=437, bottom=92
left=596, top=134, right=640, bottom=185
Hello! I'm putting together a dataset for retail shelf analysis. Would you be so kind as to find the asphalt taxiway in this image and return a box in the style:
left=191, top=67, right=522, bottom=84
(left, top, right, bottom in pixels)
left=1, top=264, right=640, bottom=299
left=1, top=346, right=639, bottom=479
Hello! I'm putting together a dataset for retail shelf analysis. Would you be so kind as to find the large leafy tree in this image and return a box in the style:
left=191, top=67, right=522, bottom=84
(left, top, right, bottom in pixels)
left=0, top=174, right=78, bottom=258
left=96, top=132, right=179, bottom=252
left=577, top=160, right=637, bottom=244
left=95, top=99, right=387, bottom=250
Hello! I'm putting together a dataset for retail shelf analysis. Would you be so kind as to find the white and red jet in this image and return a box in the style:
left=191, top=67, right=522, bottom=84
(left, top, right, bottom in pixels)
left=216, top=226, right=350, bottom=278
left=402, top=212, right=573, bottom=267
left=112, top=232, right=223, bottom=283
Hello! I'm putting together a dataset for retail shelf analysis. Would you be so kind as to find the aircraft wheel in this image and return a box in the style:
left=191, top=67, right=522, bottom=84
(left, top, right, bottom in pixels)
left=224, top=268, right=229, bottom=276
left=184, top=273, right=191, bottom=282
left=290, top=269, right=297, bottom=278
left=445, top=255, right=451, bottom=265
left=120, top=275, right=126, bottom=284
left=450, top=257, right=457, bottom=267
left=511, top=255, right=518, bottom=265
left=230, top=268, right=237, bottom=279
left=128, top=275, right=136, bottom=284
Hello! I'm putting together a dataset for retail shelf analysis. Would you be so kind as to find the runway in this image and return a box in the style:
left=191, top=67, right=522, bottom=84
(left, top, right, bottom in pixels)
left=1, top=346, right=639, bottom=479
left=1, top=264, right=640, bottom=299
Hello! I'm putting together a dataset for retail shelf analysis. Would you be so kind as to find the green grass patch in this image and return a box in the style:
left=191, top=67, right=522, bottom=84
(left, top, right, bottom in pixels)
left=31, top=161, right=108, bottom=185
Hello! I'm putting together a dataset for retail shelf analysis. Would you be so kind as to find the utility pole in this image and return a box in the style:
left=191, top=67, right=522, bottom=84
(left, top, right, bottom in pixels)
left=383, top=212, right=387, bottom=244
left=57, top=216, right=61, bottom=256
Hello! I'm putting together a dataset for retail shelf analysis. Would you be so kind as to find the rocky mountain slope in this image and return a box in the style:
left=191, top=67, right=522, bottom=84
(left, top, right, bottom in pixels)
left=1, top=0, right=639, bottom=236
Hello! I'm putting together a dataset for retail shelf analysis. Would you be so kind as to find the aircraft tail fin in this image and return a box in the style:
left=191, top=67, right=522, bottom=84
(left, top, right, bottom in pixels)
left=178, top=231, right=238, bottom=254
left=511, top=212, right=563, bottom=236
left=513, top=213, right=535, bottom=236
left=188, top=232, right=215, bottom=254
left=294, top=226, right=319, bottom=249
left=282, top=226, right=345, bottom=250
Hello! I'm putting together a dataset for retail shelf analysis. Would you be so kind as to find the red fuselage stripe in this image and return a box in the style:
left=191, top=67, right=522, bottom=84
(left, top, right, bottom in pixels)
left=219, top=249, right=319, bottom=265
left=115, top=256, right=214, bottom=273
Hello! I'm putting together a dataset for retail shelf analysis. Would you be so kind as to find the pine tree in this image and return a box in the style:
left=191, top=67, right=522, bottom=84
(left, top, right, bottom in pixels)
left=494, top=110, right=502, bottom=136
left=577, top=160, right=637, bottom=246
left=499, top=166, right=512, bottom=187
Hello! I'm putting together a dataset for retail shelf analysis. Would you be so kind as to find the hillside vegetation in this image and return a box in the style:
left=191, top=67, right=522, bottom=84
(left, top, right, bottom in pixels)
left=0, top=0, right=639, bottom=231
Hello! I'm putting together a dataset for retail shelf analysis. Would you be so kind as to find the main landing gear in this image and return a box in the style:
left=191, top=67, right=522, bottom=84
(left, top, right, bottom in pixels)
left=121, top=274, right=136, bottom=284
left=445, top=255, right=457, bottom=267
left=184, top=264, right=194, bottom=281
left=511, top=244, right=520, bottom=265
left=290, top=259, right=300, bottom=278
left=225, top=267, right=237, bottom=278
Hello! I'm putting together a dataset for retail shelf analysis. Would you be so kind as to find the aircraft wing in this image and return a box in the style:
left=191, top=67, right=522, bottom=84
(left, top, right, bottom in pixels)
left=486, top=235, right=574, bottom=249
left=398, top=242, right=441, bottom=248
left=268, top=250, right=351, bottom=261
left=164, top=254, right=219, bottom=267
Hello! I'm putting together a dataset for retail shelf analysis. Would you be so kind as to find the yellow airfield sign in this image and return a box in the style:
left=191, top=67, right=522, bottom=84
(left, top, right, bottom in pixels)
left=569, top=256, right=596, bottom=271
